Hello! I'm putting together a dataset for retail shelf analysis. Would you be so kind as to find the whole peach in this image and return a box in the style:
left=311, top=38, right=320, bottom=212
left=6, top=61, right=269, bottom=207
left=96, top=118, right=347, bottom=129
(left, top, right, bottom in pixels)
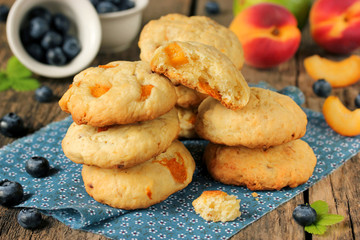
left=310, top=0, right=360, bottom=54
left=229, top=3, right=301, bottom=68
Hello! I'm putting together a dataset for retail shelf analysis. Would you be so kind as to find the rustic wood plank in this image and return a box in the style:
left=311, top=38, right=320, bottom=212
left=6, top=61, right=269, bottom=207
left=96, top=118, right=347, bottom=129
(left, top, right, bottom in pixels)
left=0, top=0, right=191, bottom=239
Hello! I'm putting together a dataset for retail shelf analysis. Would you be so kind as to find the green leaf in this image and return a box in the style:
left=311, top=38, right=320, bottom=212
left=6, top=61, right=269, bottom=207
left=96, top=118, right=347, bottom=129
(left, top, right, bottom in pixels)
left=305, top=224, right=327, bottom=235
left=0, top=72, right=12, bottom=91
left=11, top=77, right=40, bottom=91
left=6, top=56, right=32, bottom=79
left=317, top=214, right=344, bottom=226
left=311, top=200, right=329, bottom=216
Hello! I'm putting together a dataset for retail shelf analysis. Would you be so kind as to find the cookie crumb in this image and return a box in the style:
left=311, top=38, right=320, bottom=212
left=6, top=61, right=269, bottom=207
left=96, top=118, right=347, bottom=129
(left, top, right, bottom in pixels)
left=251, top=192, right=258, bottom=198
left=192, top=190, right=241, bottom=222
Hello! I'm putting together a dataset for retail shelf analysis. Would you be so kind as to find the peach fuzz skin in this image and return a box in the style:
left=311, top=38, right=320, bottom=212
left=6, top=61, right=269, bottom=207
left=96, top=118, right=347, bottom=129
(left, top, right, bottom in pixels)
left=310, top=0, right=360, bottom=54
left=229, top=3, right=301, bottom=68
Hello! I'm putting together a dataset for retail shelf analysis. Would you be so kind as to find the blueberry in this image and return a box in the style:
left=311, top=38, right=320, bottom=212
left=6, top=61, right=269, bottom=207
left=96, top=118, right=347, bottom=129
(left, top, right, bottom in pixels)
left=52, top=13, right=70, bottom=34
left=205, top=1, right=220, bottom=15
left=34, top=86, right=54, bottom=103
left=313, top=79, right=332, bottom=98
left=27, top=7, right=52, bottom=24
left=0, top=180, right=24, bottom=207
left=119, top=0, right=135, bottom=10
left=355, top=94, right=360, bottom=108
left=46, top=47, right=67, bottom=65
left=25, top=43, right=45, bottom=63
left=17, top=208, right=42, bottom=229
left=293, top=204, right=317, bottom=226
left=25, top=156, right=50, bottom=178
left=90, top=0, right=100, bottom=7
left=41, top=31, right=63, bottom=49
left=62, top=36, right=81, bottom=60
left=20, top=28, right=33, bottom=45
left=0, top=4, right=10, bottom=22
left=96, top=1, right=119, bottom=13
left=28, top=17, right=49, bottom=39
left=0, top=113, right=26, bottom=138
left=278, top=85, right=306, bottom=106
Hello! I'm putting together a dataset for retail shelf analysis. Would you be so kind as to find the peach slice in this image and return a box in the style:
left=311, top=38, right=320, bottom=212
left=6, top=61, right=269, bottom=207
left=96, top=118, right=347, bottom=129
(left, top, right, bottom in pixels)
left=323, top=96, right=360, bottom=136
left=304, top=55, right=360, bottom=87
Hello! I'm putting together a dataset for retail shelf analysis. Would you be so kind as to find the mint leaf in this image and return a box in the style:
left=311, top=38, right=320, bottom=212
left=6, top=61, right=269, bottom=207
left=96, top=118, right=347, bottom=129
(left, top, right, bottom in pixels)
left=6, top=56, right=32, bottom=79
left=11, top=78, right=40, bottom=91
left=317, top=214, right=344, bottom=226
left=0, top=72, right=11, bottom=91
left=311, top=200, right=329, bottom=216
left=305, top=224, right=327, bottom=235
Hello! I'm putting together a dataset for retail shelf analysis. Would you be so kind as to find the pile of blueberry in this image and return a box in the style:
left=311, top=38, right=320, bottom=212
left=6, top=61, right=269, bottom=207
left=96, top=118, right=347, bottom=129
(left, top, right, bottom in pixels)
left=20, top=7, right=81, bottom=66
left=90, top=0, right=135, bottom=14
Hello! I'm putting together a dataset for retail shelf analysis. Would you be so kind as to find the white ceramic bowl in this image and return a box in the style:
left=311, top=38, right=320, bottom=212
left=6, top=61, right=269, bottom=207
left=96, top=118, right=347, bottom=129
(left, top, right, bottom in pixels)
left=6, top=0, right=102, bottom=78
left=99, top=0, right=149, bottom=53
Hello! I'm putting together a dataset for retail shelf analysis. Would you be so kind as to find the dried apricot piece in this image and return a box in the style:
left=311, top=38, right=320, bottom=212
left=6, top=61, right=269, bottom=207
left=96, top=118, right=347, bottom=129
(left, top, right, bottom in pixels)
left=164, top=42, right=189, bottom=68
left=323, top=96, right=360, bottom=136
left=304, top=55, right=360, bottom=88
left=90, top=84, right=111, bottom=98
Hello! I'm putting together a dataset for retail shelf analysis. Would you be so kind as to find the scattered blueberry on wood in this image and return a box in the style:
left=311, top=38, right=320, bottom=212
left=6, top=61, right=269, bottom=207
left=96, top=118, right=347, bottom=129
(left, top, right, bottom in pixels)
left=0, top=113, right=26, bottom=138
left=0, top=4, right=10, bottom=22
left=205, top=1, right=220, bottom=15
left=17, top=208, right=42, bottom=229
left=293, top=204, right=317, bottom=226
left=0, top=180, right=24, bottom=207
left=313, top=79, right=332, bottom=98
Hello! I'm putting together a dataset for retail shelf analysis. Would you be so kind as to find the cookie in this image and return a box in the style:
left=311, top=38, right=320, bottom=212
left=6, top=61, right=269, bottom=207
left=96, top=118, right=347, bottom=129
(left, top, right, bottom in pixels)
left=139, top=13, right=244, bottom=69
left=151, top=41, right=250, bottom=110
left=204, top=140, right=317, bottom=190
left=176, top=106, right=197, bottom=139
left=59, top=61, right=177, bottom=127
left=192, top=190, right=241, bottom=222
left=62, top=108, right=179, bottom=169
left=195, top=87, right=307, bottom=148
left=175, top=85, right=207, bottom=108
left=82, top=140, right=196, bottom=210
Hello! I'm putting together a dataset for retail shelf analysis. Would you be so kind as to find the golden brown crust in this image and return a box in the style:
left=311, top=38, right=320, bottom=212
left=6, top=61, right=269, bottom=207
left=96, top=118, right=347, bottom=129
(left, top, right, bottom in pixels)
left=59, top=61, right=177, bottom=127
left=62, top=109, right=180, bottom=169
left=195, top=87, right=307, bottom=148
left=204, top=140, right=317, bottom=191
left=151, top=41, right=250, bottom=111
left=139, top=13, right=244, bottom=69
left=82, top=140, right=195, bottom=210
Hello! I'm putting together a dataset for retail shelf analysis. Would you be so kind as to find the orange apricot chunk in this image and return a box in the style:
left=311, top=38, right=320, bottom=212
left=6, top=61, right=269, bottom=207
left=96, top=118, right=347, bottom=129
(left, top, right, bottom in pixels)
left=140, top=84, right=154, bottom=101
left=323, top=96, right=360, bottom=136
left=164, top=42, right=189, bottom=68
left=90, top=84, right=111, bottom=98
left=304, top=55, right=360, bottom=88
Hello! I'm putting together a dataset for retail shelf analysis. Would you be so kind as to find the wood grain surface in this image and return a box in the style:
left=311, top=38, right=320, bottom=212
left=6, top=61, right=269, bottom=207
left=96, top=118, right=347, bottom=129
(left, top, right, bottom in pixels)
left=0, top=0, right=359, bottom=239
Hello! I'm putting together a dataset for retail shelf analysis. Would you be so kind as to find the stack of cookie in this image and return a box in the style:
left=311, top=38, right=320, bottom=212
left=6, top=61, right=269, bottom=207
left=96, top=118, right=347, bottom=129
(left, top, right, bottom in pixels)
left=195, top=88, right=317, bottom=191
left=147, top=33, right=316, bottom=190
left=58, top=61, right=195, bottom=210
left=138, top=13, right=245, bottom=138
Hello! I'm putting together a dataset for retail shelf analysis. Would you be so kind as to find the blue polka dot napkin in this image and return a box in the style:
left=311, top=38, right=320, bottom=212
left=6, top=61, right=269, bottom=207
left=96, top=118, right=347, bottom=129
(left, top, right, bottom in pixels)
left=1, top=84, right=359, bottom=240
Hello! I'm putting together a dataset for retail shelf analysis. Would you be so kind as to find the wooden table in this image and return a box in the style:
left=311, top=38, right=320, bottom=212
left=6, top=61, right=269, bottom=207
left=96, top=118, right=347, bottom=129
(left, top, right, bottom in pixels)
left=0, top=0, right=359, bottom=239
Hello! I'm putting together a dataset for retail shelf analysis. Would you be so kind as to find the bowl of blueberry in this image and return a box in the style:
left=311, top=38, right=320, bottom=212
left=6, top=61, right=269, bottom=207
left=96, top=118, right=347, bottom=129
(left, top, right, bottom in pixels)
left=6, top=0, right=101, bottom=78
left=90, top=0, right=149, bottom=53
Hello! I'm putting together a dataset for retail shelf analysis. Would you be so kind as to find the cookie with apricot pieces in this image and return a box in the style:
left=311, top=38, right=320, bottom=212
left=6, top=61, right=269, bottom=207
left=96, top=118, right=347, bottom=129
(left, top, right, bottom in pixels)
left=81, top=140, right=195, bottom=210
left=62, top=109, right=180, bottom=169
left=138, top=13, right=244, bottom=69
left=151, top=41, right=250, bottom=110
left=195, top=88, right=307, bottom=149
left=203, top=140, right=317, bottom=191
left=59, top=61, right=177, bottom=127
